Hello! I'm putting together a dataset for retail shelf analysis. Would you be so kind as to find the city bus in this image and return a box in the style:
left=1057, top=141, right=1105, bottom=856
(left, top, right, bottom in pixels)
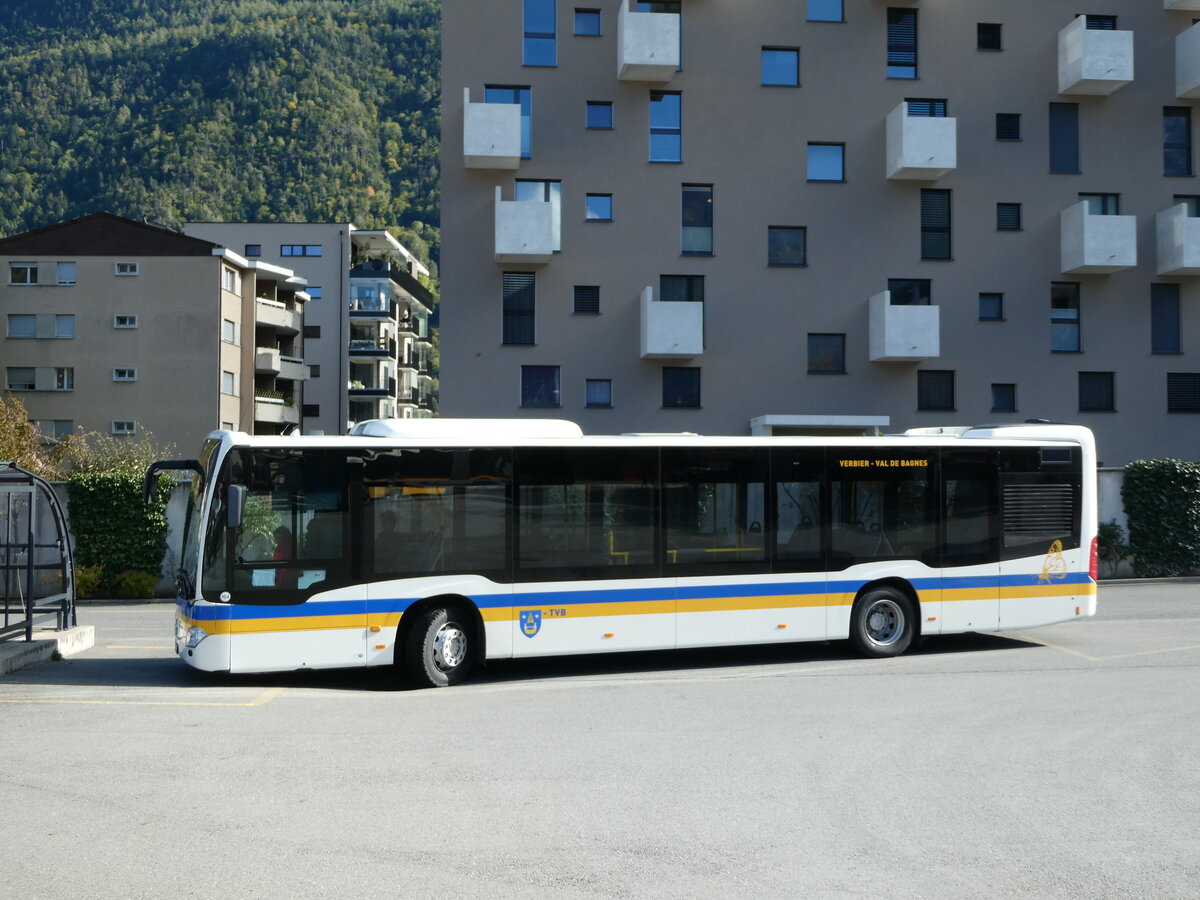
left=145, top=419, right=1098, bottom=687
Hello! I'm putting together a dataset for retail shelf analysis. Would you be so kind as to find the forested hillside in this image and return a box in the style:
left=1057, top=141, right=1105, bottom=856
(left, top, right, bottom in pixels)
left=0, top=0, right=441, bottom=263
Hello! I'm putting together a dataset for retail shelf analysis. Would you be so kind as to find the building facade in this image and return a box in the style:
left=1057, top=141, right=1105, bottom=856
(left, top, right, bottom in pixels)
left=0, top=213, right=308, bottom=452
left=184, top=223, right=435, bottom=434
left=440, top=1, right=1200, bottom=465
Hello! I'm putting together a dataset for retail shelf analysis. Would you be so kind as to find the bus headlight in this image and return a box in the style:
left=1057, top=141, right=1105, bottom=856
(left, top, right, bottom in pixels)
left=186, top=626, right=209, bottom=648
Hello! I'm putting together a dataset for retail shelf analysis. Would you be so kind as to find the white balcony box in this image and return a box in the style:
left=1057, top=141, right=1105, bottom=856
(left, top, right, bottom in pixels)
left=462, top=88, right=521, bottom=169
left=1166, top=1, right=1200, bottom=10
left=254, top=348, right=281, bottom=375
left=278, top=356, right=308, bottom=382
left=886, top=103, right=956, bottom=180
left=1177, top=23, right=1200, bottom=98
left=617, top=3, right=679, bottom=81
left=1156, top=204, right=1200, bottom=275
left=254, top=298, right=302, bottom=334
left=254, top=399, right=300, bottom=427
left=494, top=186, right=556, bottom=264
left=1060, top=201, right=1137, bottom=274
left=640, top=286, right=703, bottom=358
left=1058, top=17, right=1133, bottom=96
left=868, top=291, right=939, bottom=362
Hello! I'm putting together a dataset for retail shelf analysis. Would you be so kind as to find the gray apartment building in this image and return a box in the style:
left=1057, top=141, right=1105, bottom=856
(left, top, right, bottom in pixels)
left=440, top=1, right=1200, bottom=465
left=1, top=213, right=309, bottom=452
left=184, top=223, right=436, bottom=435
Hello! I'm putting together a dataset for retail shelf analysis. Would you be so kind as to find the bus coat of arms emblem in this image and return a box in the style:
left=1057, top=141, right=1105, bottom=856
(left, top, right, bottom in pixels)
left=520, top=610, right=542, bottom=638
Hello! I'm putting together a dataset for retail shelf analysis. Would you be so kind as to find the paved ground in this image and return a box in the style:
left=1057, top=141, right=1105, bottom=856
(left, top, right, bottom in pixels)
left=1, top=581, right=1197, bottom=899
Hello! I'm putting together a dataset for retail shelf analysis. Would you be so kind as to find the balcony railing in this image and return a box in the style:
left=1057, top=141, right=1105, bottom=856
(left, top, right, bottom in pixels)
left=868, top=292, right=940, bottom=362
left=254, top=347, right=281, bottom=375
left=348, top=337, right=398, bottom=358
left=617, top=3, right=680, bottom=82
left=1156, top=204, right=1200, bottom=275
left=495, top=186, right=556, bottom=263
left=254, top=298, right=302, bottom=334
left=462, top=87, right=522, bottom=169
left=886, top=103, right=956, bottom=180
left=1177, top=21, right=1200, bottom=98
left=1060, top=201, right=1137, bottom=274
left=1058, top=16, right=1133, bottom=96
left=640, top=286, right=704, bottom=359
left=348, top=376, right=397, bottom=398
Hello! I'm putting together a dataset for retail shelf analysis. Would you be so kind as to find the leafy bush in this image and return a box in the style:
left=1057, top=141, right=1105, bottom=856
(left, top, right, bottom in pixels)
left=112, top=570, right=159, bottom=600
left=1097, top=520, right=1130, bottom=579
left=1121, top=459, right=1200, bottom=577
left=73, top=564, right=104, bottom=600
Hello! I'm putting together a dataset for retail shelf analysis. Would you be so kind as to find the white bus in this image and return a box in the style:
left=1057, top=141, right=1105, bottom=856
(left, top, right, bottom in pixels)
left=145, top=419, right=1098, bottom=687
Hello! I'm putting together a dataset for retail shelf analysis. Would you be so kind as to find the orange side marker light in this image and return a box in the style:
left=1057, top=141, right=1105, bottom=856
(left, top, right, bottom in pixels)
left=928, top=616, right=937, bottom=622
left=375, top=644, right=387, bottom=650
left=603, top=632, right=615, bottom=639
left=369, top=625, right=381, bottom=633
left=776, top=624, right=787, bottom=630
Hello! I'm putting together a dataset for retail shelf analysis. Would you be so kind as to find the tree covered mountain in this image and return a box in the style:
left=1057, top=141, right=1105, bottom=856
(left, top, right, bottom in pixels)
left=0, top=0, right=441, bottom=264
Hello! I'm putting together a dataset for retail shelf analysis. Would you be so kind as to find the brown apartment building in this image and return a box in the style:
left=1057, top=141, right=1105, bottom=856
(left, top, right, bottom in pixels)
left=0, top=213, right=309, bottom=452
left=440, top=1, right=1200, bottom=465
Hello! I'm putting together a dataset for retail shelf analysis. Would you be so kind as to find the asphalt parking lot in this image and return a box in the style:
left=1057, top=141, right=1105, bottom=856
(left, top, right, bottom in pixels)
left=2, top=581, right=1198, bottom=899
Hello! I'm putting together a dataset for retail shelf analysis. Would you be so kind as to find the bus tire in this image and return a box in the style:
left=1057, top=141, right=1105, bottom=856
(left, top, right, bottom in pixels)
left=405, top=606, right=474, bottom=687
left=850, top=586, right=916, bottom=658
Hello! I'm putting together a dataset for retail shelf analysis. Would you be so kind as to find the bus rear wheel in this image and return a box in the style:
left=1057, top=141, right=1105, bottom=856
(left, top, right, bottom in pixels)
left=405, top=606, right=474, bottom=687
left=850, top=587, right=916, bottom=658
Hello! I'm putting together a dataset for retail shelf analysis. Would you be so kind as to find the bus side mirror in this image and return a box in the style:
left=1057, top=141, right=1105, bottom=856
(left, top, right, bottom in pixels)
left=227, top=484, right=247, bottom=529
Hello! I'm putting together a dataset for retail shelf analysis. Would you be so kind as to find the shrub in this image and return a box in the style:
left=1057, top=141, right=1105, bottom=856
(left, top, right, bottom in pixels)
left=1096, top=520, right=1130, bottom=579
left=74, top=564, right=104, bottom=600
left=1121, top=458, right=1200, bottom=577
left=112, top=570, right=159, bottom=600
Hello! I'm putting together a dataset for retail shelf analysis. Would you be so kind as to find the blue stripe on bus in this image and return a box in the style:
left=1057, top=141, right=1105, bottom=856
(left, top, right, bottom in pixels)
left=184, top=570, right=1094, bottom=622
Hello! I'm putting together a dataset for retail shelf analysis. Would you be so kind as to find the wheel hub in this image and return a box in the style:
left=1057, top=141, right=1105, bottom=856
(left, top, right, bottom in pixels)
left=865, top=600, right=902, bottom=646
left=433, top=622, right=467, bottom=671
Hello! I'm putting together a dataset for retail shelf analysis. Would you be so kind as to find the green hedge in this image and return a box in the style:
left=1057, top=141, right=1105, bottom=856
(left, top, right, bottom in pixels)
left=67, top=472, right=169, bottom=594
left=1121, top=458, right=1200, bottom=578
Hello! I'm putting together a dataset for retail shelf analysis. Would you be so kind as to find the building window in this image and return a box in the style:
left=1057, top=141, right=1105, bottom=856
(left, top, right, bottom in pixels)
left=585, top=378, right=612, bottom=408
left=301, top=404, right=320, bottom=418
left=888, top=279, right=931, bottom=306
left=681, top=184, right=713, bottom=255
left=585, top=193, right=613, bottom=221
left=761, top=48, right=799, bottom=87
left=1079, top=372, right=1114, bottom=412
left=521, top=365, right=561, bottom=407
left=1079, top=193, right=1119, bottom=215
left=40, top=420, right=73, bottom=440
left=222, top=319, right=237, bottom=344
left=649, top=91, right=682, bottom=162
left=660, top=274, right=704, bottom=303
left=243, top=245, right=261, bottom=258
left=585, top=101, right=612, bottom=130
left=56, top=262, right=76, bottom=286
left=807, top=334, right=845, bottom=374
left=977, top=23, right=1002, bottom=51
left=574, top=8, right=600, bottom=36
left=979, top=293, right=1005, bottom=321
left=303, top=325, right=321, bottom=339
left=1174, top=194, right=1200, bottom=217
left=574, top=285, right=600, bottom=315
left=222, top=266, right=241, bottom=293
left=307, top=286, right=322, bottom=300
left=662, top=367, right=700, bottom=408
left=503, top=272, right=536, bottom=345
left=515, top=179, right=562, bottom=251
left=55, top=315, right=74, bottom=339
left=991, top=384, right=1017, bottom=412
left=6, top=368, right=35, bottom=390
left=1049, top=103, right=1080, bottom=174
left=486, top=85, right=533, bottom=159
left=1152, top=284, right=1182, bottom=355
left=996, top=203, right=1022, bottom=231
left=114, top=315, right=138, bottom=329
left=55, top=368, right=73, bottom=391
left=917, top=370, right=954, bottom=411
left=807, top=0, right=842, bottom=23
left=221, top=371, right=237, bottom=396
left=114, top=261, right=140, bottom=276
left=309, top=365, right=320, bottom=378
left=1052, top=283, right=1081, bottom=353
left=1165, top=107, right=1193, bottom=177
left=280, top=245, right=322, bottom=257
left=887, top=8, right=918, bottom=79
left=996, top=113, right=1021, bottom=141
left=113, top=368, right=137, bottom=382
left=768, top=226, right=807, bottom=267
left=1168, top=373, right=1200, bottom=413
left=920, top=189, right=951, bottom=260
left=524, top=0, right=557, bottom=66
left=111, top=421, right=137, bottom=436
left=905, top=98, right=946, bottom=118
left=807, top=143, right=845, bottom=182
left=6, top=315, right=35, bottom=339
left=9, top=263, right=37, bottom=285
left=1085, top=15, right=1117, bottom=31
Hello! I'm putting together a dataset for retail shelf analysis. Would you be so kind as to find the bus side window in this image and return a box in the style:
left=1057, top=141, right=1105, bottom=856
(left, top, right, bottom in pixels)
left=942, top=448, right=999, bottom=566
left=772, top=447, right=825, bottom=573
left=828, top=452, right=937, bottom=569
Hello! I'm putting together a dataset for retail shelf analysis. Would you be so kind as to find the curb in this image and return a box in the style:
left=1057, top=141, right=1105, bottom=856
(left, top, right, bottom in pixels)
left=0, top=625, right=96, bottom=677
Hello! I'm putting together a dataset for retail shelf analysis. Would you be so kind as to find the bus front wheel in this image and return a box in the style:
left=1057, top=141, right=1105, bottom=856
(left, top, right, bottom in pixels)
left=850, top=587, right=916, bottom=658
left=405, top=606, right=474, bottom=687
